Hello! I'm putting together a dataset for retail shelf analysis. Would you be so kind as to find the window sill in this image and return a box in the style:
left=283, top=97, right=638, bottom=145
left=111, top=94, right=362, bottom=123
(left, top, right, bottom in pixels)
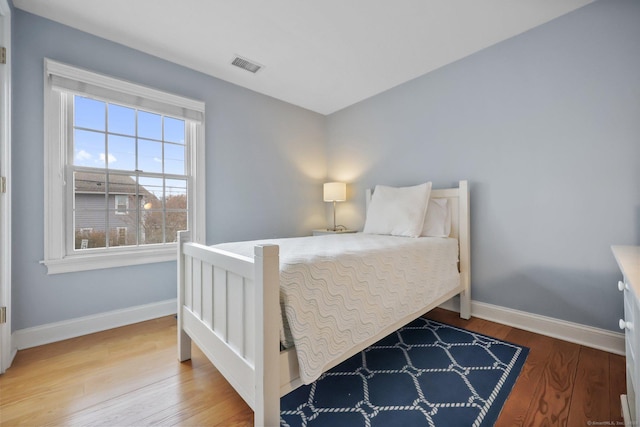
left=41, top=245, right=177, bottom=274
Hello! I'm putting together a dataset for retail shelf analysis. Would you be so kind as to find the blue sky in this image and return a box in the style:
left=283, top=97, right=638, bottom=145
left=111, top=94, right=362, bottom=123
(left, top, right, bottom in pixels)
left=73, top=96, right=185, bottom=177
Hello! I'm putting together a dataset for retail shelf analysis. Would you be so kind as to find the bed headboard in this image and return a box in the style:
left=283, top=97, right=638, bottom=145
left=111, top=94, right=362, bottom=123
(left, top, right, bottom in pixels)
left=365, top=181, right=470, bottom=289
left=365, top=181, right=468, bottom=238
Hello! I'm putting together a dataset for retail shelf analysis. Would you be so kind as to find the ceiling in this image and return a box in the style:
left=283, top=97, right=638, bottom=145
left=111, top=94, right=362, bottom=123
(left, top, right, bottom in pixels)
left=14, top=0, right=594, bottom=115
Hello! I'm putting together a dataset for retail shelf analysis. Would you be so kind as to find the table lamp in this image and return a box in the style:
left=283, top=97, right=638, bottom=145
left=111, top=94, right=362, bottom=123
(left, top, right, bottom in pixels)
left=323, top=182, right=346, bottom=231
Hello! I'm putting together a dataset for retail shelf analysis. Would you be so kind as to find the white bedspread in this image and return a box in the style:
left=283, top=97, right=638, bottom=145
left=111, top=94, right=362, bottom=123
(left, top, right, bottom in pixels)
left=214, top=233, right=460, bottom=384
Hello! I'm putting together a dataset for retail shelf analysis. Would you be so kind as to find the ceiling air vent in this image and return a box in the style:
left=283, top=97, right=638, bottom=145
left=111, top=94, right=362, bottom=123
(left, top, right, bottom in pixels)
left=231, top=56, right=263, bottom=74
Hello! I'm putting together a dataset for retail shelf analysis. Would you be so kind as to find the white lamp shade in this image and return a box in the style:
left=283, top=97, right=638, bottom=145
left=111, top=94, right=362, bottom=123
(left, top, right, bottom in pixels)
left=323, top=182, right=346, bottom=202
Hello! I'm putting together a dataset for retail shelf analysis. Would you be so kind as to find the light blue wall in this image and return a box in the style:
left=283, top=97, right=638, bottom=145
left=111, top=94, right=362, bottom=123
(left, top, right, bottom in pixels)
left=11, top=10, right=327, bottom=330
left=326, top=0, right=640, bottom=331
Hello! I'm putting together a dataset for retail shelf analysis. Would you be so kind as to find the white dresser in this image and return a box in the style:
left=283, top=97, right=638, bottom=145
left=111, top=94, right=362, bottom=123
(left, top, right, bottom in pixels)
left=612, top=245, right=640, bottom=425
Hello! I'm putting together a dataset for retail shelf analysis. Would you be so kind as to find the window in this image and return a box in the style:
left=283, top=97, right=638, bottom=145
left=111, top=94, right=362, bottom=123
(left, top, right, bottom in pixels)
left=114, top=195, right=129, bottom=215
left=116, top=227, right=127, bottom=246
left=43, top=59, right=205, bottom=274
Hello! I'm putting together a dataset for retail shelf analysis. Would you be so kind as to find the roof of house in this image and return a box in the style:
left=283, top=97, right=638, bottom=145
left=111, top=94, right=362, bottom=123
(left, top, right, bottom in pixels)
left=74, top=172, right=154, bottom=198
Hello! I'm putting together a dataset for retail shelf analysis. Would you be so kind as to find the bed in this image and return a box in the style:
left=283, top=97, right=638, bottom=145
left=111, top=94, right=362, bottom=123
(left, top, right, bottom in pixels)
left=177, top=180, right=470, bottom=426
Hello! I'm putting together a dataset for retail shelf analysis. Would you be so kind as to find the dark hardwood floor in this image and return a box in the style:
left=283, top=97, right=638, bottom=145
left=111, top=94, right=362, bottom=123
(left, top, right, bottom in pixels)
left=426, top=309, right=626, bottom=427
left=0, top=308, right=625, bottom=426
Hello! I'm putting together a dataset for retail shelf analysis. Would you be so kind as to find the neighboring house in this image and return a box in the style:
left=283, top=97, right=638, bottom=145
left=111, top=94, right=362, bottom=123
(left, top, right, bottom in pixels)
left=73, top=172, right=158, bottom=249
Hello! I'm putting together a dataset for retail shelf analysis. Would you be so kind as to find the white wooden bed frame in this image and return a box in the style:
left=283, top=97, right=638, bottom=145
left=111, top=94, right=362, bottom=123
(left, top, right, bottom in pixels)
left=177, top=180, right=470, bottom=427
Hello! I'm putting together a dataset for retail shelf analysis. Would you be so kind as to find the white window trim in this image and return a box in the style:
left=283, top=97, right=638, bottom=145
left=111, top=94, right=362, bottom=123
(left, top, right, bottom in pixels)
left=43, top=59, right=206, bottom=275
left=116, top=226, right=127, bottom=244
left=114, top=195, right=129, bottom=215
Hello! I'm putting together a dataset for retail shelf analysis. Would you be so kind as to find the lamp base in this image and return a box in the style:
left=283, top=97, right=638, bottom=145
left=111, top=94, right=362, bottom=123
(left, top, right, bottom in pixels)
left=312, top=228, right=356, bottom=236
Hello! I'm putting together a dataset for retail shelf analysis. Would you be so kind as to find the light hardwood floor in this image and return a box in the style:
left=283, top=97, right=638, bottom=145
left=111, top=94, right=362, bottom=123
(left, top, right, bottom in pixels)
left=0, top=308, right=625, bottom=426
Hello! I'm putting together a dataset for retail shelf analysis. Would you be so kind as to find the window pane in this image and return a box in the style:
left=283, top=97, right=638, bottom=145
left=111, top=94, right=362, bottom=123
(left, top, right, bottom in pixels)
left=165, top=178, right=187, bottom=200
left=75, top=226, right=107, bottom=250
left=165, top=211, right=187, bottom=243
left=140, top=209, right=164, bottom=244
left=164, top=117, right=185, bottom=143
left=74, top=172, right=107, bottom=250
left=139, top=175, right=163, bottom=245
left=108, top=225, right=136, bottom=247
left=107, top=174, right=138, bottom=197
left=106, top=176, right=137, bottom=248
left=108, top=103, right=135, bottom=136
left=164, top=179, right=187, bottom=243
left=138, top=139, right=163, bottom=173
left=74, top=172, right=106, bottom=207
left=138, top=176, right=164, bottom=219
left=75, top=96, right=105, bottom=131
left=138, top=111, right=162, bottom=140
left=164, top=142, right=185, bottom=175
left=108, top=135, right=136, bottom=171
left=141, top=194, right=160, bottom=211
left=139, top=176, right=164, bottom=207
left=107, top=187, right=137, bottom=247
left=74, top=129, right=106, bottom=167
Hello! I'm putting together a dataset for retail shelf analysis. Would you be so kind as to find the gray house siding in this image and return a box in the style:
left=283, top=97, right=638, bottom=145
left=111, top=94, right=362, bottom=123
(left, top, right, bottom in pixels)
left=74, top=193, right=139, bottom=231
left=74, top=193, right=143, bottom=248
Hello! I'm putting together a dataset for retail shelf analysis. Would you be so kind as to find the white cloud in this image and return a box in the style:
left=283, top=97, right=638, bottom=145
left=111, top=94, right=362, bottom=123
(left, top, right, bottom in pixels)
left=99, top=153, right=117, bottom=164
left=75, top=150, right=92, bottom=161
left=153, top=157, right=162, bottom=163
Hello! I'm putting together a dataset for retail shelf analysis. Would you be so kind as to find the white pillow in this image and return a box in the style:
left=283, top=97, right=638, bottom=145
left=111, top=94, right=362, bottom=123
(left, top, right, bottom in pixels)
left=421, top=198, right=451, bottom=237
left=363, top=182, right=432, bottom=237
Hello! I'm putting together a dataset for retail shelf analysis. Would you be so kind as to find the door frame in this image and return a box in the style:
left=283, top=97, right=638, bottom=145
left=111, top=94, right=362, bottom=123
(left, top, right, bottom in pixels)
left=0, top=0, right=12, bottom=373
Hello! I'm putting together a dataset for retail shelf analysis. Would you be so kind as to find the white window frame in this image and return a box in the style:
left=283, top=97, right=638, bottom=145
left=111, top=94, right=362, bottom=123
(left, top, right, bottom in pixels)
left=114, top=195, right=129, bottom=215
left=116, top=226, right=127, bottom=245
left=43, top=59, right=205, bottom=274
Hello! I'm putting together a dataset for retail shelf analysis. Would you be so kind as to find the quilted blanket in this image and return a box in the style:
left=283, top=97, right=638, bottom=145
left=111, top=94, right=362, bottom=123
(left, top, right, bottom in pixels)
left=214, top=233, right=460, bottom=384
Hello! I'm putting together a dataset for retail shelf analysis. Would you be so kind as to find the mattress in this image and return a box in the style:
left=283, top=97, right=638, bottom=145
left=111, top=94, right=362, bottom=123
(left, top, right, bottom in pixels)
left=213, top=233, right=460, bottom=384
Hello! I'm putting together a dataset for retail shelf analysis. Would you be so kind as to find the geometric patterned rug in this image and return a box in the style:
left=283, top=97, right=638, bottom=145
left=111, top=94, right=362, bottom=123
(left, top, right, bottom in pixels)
left=280, top=318, right=528, bottom=427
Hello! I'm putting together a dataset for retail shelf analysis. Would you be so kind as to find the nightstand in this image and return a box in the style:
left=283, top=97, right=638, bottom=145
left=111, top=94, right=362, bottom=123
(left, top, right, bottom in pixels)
left=312, top=229, right=357, bottom=236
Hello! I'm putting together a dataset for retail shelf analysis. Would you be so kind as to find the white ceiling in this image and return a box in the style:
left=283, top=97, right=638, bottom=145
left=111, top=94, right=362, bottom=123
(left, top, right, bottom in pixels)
left=14, top=0, right=594, bottom=115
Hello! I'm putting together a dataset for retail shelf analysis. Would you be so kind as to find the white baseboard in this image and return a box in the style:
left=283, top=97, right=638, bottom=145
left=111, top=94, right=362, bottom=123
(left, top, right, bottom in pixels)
left=13, top=299, right=177, bottom=350
left=10, top=297, right=625, bottom=356
left=439, top=299, right=625, bottom=356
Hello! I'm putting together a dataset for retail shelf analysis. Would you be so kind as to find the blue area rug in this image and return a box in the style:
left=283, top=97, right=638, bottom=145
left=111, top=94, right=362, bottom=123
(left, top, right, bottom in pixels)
left=281, top=317, right=528, bottom=426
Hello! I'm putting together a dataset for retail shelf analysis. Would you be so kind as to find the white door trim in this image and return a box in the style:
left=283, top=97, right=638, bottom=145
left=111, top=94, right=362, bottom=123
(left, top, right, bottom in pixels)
left=0, top=0, right=13, bottom=373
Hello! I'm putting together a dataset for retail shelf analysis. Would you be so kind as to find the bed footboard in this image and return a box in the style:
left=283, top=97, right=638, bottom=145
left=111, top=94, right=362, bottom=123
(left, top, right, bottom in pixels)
left=177, top=231, right=280, bottom=427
